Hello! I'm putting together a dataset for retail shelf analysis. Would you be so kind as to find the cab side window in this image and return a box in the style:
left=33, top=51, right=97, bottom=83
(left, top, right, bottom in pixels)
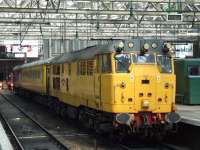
left=68, top=63, right=71, bottom=76
left=102, top=54, right=111, bottom=73
left=77, top=61, right=86, bottom=75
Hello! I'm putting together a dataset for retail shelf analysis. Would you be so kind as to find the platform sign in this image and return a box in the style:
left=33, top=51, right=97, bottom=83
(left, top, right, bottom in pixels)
left=4, top=40, right=39, bottom=58
left=174, top=43, right=193, bottom=58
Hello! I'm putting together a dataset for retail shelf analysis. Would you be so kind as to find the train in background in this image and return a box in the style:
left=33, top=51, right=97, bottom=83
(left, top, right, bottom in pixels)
left=0, top=45, right=7, bottom=58
left=0, top=75, right=14, bottom=91
left=13, top=39, right=181, bottom=138
left=175, top=58, right=200, bottom=104
left=0, top=45, right=14, bottom=91
left=0, top=45, right=7, bottom=89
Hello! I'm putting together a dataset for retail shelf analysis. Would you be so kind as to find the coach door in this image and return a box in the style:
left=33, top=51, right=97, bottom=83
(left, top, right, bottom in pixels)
left=46, top=66, right=50, bottom=94
left=94, top=56, right=101, bottom=109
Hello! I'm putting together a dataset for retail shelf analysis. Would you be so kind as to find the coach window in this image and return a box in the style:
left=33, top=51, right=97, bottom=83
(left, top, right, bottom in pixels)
left=35, top=71, right=37, bottom=79
left=68, top=63, right=71, bottom=76
left=53, top=65, right=60, bottom=75
left=102, top=54, right=111, bottom=73
left=39, top=69, right=42, bottom=79
left=188, top=65, right=200, bottom=76
left=77, top=62, right=80, bottom=75
left=61, top=64, right=64, bottom=74
left=32, top=71, right=34, bottom=79
left=53, top=77, right=60, bottom=90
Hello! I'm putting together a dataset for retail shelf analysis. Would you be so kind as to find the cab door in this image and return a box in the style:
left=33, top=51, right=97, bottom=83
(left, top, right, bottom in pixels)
left=94, top=74, right=101, bottom=100
left=46, top=66, right=50, bottom=94
left=94, top=56, right=101, bottom=109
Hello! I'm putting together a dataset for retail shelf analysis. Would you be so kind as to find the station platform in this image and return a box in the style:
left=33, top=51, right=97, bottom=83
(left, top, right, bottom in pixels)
left=0, top=122, right=13, bottom=150
left=177, top=104, right=200, bottom=126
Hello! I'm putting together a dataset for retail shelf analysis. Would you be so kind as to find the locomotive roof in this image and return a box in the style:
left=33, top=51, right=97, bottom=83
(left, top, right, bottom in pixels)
left=52, top=44, right=116, bottom=64
left=13, top=39, right=166, bottom=70
left=13, top=43, right=115, bottom=70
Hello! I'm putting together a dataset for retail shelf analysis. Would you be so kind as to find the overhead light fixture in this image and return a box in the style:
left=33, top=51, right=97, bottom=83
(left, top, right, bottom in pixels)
left=152, top=43, right=157, bottom=49
left=96, top=21, right=100, bottom=31
left=67, top=1, right=74, bottom=6
left=167, top=13, right=182, bottom=21
left=128, top=5, right=135, bottom=23
left=75, top=31, right=78, bottom=39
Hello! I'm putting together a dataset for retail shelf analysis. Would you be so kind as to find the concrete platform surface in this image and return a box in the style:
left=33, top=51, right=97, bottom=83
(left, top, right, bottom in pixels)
left=177, top=104, right=200, bottom=126
left=0, top=122, right=13, bottom=150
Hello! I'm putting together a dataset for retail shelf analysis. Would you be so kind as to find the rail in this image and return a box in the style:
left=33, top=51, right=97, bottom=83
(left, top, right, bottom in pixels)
left=0, top=93, right=68, bottom=150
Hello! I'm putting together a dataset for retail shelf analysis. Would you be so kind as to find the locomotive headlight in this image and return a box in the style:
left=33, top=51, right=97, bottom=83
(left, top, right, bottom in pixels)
left=152, top=43, right=157, bottom=49
left=143, top=43, right=150, bottom=50
left=128, top=42, right=134, bottom=48
left=142, top=100, right=149, bottom=108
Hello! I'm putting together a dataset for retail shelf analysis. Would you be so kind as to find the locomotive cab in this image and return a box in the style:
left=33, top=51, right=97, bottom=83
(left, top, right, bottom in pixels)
left=97, top=40, right=180, bottom=133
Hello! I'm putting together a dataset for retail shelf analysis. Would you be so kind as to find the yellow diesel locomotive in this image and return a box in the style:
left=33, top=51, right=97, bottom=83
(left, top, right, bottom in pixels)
left=13, top=39, right=180, bottom=137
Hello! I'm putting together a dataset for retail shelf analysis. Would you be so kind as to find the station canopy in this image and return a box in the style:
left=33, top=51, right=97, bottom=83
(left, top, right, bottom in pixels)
left=0, top=0, right=199, bottom=41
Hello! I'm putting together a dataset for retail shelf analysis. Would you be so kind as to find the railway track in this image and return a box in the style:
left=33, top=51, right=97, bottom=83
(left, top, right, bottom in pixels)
left=0, top=93, right=68, bottom=150
left=0, top=111, right=23, bottom=150
left=119, top=143, right=185, bottom=150
left=0, top=91, right=189, bottom=150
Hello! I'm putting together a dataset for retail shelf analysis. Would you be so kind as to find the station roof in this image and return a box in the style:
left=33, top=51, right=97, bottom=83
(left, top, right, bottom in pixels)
left=0, top=0, right=200, bottom=41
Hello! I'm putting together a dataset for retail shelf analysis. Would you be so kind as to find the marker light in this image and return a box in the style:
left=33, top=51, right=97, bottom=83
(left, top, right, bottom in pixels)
left=166, top=43, right=172, bottom=49
left=162, top=43, right=170, bottom=54
left=128, top=42, right=134, bottom=48
left=118, top=41, right=124, bottom=48
left=143, top=43, right=150, bottom=50
left=152, top=43, right=157, bottom=49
